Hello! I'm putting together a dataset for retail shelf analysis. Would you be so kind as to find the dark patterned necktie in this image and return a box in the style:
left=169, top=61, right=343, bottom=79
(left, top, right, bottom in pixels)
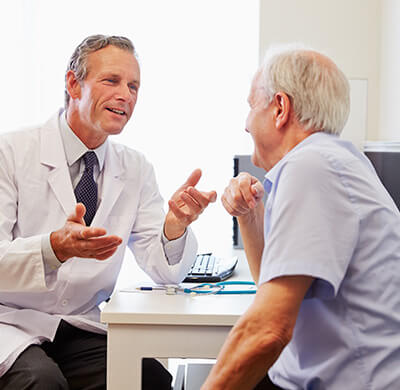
left=74, top=151, right=98, bottom=226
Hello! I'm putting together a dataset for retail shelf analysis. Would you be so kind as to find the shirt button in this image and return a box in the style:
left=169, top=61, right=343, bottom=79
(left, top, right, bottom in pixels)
left=61, top=299, right=68, bottom=306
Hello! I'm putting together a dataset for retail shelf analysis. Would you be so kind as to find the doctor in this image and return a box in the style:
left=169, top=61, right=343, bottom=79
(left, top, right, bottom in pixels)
left=0, top=34, right=216, bottom=389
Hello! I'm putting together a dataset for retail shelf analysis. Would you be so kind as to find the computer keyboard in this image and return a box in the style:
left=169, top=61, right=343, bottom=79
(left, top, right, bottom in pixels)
left=183, top=253, right=238, bottom=283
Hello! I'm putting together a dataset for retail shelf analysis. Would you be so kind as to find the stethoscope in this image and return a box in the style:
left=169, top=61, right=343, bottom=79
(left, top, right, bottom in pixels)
left=184, top=281, right=256, bottom=295
left=135, top=281, right=257, bottom=295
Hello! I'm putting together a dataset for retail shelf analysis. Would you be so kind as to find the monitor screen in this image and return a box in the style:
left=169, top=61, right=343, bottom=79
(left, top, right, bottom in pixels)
left=365, top=150, right=400, bottom=211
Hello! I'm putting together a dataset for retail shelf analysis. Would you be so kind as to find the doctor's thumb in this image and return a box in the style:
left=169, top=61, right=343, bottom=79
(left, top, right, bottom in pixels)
left=68, top=203, right=87, bottom=225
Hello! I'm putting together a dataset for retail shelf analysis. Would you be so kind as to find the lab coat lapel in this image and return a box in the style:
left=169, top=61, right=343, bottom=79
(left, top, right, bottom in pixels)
left=92, top=143, right=125, bottom=227
left=40, top=112, right=76, bottom=217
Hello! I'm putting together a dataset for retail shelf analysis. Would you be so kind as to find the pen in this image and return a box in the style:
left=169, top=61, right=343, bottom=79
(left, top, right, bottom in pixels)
left=136, top=286, right=166, bottom=291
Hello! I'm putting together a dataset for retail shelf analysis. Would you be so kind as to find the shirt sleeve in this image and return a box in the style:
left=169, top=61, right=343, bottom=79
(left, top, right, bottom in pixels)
left=41, top=234, right=63, bottom=270
left=161, top=230, right=187, bottom=265
left=259, top=149, right=360, bottom=299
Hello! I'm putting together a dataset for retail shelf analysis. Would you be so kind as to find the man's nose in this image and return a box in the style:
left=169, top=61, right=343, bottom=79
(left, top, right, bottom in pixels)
left=116, top=84, right=132, bottom=101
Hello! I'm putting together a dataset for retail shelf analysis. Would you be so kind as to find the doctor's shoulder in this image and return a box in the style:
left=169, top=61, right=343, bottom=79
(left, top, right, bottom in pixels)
left=109, top=140, right=156, bottom=178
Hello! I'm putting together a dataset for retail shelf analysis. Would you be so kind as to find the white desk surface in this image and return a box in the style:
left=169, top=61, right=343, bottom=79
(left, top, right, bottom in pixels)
left=101, top=247, right=255, bottom=389
left=102, top=250, right=254, bottom=326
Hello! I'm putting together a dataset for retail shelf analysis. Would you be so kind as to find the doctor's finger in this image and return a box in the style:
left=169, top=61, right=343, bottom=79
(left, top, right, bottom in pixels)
left=77, top=242, right=120, bottom=259
left=68, top=203, right=86, bottom=224
left=180, top=191, right=202, bottom=213
left=77, top=227, right=108, bottom=240
left=186, top=187, right=217, bottom=208
left=94, top=247, right=119, bottom=260
left=181, top=168, right=202, bottom=189
left=168, top=199, right=192, bottom=224
left=79, top=235, right=122, bottom=250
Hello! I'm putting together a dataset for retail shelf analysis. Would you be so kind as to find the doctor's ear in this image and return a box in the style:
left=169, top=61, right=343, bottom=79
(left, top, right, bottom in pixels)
left=273, top=92, right=291, bottom=129
left=66, top=70, right=81, bottom=101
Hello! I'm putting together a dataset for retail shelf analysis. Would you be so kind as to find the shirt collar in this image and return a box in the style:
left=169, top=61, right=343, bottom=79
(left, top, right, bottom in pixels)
left=59, top=111, right=107, bottom=170
left=263, top=132, right=337, bottom=194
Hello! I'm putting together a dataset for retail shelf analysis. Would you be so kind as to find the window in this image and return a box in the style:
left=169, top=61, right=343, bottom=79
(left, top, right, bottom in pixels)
left=1, top=0, right=259, bottom=248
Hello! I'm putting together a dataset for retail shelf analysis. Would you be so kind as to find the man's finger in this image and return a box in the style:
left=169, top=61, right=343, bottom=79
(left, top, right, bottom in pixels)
left=95, top=247, right=119, bottom=260
left=187, top=187, right=217, bottom=207
left=68, top=203, right=87, bottom=224
left=75, top=236, right=122, bottom=256
left=182, top=168, right=202, bottom=189
left=205, top=190, right=217, bottom=203
left=180, top=191, right=202, bottom=213
left=168, top=199, right=188, bottom=220
left=251, top=182, right=264, bottom=201
left=78, top=227, right=108, bottom=240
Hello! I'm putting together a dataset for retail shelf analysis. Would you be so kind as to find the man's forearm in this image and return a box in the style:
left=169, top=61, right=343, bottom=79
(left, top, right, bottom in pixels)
left=202, top=276, right=312, bottom=390
left=238, top=202, right=265, bottom=283
left=201, top=299, right=288, bottom=390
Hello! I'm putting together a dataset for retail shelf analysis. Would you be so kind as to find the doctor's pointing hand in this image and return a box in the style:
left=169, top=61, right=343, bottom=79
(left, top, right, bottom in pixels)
left=164, top=168, right=217, bottom=241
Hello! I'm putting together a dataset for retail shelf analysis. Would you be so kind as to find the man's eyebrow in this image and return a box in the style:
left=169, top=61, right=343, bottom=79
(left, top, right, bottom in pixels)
left=101, top=73, right=120, bottom=78
left=98, top=73, right=140, bottom=86
left=96, top=72, right=119, bottom=80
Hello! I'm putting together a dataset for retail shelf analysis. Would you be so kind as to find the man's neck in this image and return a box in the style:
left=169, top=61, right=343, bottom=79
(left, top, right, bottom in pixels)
left=65, top=109, right=107, bottom=149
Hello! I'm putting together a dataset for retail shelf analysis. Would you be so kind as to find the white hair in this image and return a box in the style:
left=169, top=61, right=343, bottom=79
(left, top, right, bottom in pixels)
left=260, top=44, right=350, bottom=135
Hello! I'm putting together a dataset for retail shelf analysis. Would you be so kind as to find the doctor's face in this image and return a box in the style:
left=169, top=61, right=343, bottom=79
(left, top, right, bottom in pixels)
left=70, top=45, right=140, bottom=147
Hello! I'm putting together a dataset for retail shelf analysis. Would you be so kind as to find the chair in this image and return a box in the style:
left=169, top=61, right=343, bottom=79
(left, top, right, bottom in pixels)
left=173, top=363, right=214, bottom=390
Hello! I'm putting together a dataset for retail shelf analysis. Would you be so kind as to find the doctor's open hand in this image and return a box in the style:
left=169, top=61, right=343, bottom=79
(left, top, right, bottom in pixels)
left=222, top=172, right=264, bottom=217
left=164, top=169, right=217, bottom=240
left=50, top=203, right=123, bottom=262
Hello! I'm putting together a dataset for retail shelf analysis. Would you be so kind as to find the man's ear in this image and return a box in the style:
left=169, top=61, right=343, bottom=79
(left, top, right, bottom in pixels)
left=273, top=92, right=291, bottom=129
left=66, top=70, right=81, bottom=101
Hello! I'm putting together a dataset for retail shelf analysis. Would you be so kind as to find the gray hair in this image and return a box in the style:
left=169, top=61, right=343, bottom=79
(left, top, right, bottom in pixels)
left=259, top=44, right=350, bottom=135
left=64, top=34, right=137, bottom=108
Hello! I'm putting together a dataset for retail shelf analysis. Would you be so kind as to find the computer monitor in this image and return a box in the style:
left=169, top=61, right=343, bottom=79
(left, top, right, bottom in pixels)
left=364, top=145, right=400, bottom=211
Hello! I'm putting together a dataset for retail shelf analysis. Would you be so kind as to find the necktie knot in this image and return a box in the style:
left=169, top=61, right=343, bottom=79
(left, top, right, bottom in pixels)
left=83, top=151, right=97, bottom=171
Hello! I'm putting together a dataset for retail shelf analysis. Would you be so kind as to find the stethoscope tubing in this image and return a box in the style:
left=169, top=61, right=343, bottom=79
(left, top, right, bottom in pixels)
left=183, top=281, right=257, bottom=295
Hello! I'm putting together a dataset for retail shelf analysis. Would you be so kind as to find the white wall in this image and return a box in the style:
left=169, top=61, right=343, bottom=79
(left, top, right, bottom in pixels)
left=259, top=0, right=381, bottom=141
left=379, top=0, right=400, bottom=141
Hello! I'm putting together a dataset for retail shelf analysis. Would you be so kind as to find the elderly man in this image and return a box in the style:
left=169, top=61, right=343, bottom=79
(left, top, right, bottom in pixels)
left=0, top=35, right=216, bottom=389
left=202, top=45, right=400, bottom=389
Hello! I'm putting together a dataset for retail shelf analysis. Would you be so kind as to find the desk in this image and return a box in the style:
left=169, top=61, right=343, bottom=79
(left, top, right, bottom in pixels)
left=101, top=249, right=255, bottom=389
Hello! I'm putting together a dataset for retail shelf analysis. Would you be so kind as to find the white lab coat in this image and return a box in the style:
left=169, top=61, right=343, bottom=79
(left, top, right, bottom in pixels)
left=0, top=111, right=197, bottom=376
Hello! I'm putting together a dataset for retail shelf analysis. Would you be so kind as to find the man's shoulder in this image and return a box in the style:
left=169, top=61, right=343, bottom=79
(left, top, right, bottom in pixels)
left=287, top=135, right=361, bottom=174
left=108, top=141, right=145, bottom=160
left=0, top=112, right=59, bottom=146
left=282, top=142, right=331, bottom=175
left=107, top=141, right=153, bottom=171
left=0, top=124, right=41, bottom=151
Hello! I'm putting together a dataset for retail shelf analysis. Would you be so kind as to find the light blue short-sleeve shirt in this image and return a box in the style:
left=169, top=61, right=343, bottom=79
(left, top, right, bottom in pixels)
left=259, top=132, right=400, bottom=389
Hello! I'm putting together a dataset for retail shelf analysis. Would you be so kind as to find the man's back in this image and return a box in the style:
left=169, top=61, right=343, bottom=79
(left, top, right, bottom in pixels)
left=266, top=134, right=400, bottom=389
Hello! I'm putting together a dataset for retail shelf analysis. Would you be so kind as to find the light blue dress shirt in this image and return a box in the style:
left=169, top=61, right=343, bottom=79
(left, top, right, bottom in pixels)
left=259, top=132, right=400, bottom=389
